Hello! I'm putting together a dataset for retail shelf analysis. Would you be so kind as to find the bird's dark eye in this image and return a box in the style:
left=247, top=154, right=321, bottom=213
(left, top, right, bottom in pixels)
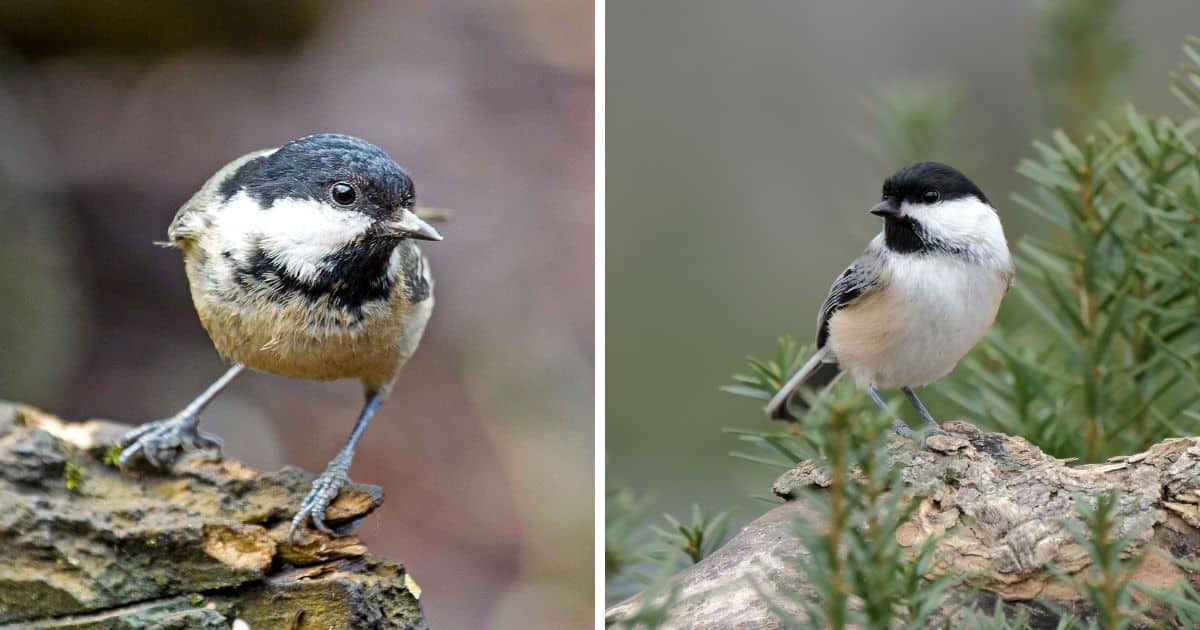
left=922, top=190, right=941, bottom=203
left=330, top=182, right=357, bottom=206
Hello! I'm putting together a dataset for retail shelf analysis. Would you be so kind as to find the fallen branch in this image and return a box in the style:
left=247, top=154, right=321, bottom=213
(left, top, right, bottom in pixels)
left=0, top=401, right=427, bottom=628
left=606, top=421, right=1200, bottom=628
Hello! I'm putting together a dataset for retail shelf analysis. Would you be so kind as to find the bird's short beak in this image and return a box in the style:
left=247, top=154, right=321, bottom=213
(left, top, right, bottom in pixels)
left=388, top=209, right=443, bottom=241
left=869, top=199, right=900, bottom=218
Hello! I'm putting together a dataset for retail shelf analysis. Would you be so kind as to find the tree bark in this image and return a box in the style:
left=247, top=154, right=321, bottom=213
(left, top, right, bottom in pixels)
left=0, top=401, right=427, bottom=629
left=606, top=421, right=1200, bottom=628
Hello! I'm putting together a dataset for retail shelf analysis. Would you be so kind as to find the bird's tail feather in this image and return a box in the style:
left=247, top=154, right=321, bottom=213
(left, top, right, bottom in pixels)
left=764, top=348, right=843, bottom=421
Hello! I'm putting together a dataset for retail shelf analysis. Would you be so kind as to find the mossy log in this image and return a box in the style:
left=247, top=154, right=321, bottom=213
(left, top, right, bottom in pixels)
left=606, top=421, right=1200, bottom=628
left=0, top=402, right=426, bottom=629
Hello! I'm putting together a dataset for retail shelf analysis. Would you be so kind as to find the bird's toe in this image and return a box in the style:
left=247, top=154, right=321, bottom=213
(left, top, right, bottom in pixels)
left=289, top=470, right=351, bottom=538
left=114, top=415, right=217, bottom=469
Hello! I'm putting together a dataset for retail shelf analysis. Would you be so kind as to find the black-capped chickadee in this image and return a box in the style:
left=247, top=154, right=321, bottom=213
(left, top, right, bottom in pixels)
left=116, top=133, right=442, bottom=537
left=765, top=162, right=1013, bottom=437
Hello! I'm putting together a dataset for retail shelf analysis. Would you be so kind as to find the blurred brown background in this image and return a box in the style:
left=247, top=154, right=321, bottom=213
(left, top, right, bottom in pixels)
left=0, top=1, right=593, bottom=628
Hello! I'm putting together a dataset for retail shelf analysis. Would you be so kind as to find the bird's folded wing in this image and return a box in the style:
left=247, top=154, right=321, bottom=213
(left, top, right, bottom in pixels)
left=816, top=255, right=882, bottom=349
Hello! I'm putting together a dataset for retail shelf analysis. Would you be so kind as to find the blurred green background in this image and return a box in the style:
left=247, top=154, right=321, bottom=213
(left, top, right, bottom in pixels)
left=607, top=0, right=1200, bottom=532
left=0, top=2, right=592, bottom=628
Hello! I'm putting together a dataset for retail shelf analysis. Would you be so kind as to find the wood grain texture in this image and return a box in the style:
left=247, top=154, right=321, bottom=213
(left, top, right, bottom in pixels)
left=0, top=402, right=427, bottom=629
left=607, top=421, right=1200, bottom=628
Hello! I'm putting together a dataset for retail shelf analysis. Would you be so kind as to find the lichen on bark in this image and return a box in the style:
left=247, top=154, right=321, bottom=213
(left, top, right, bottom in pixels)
left=0, top=401, right=427, bottom=629
left=607, top=421, right=1200, bottom=628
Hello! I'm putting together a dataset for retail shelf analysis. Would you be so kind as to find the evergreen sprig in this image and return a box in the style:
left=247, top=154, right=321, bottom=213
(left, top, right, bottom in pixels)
left=726, top=345, right=955, bottom=628
left=1053, top=493, right=1151, bottom=629
left=945, top=37, right=1200, bottom=461
left=606, top=488, right=653, bottom=589
left=720, top=335, right=807, bottom=403
left=605, top=487, right=732, bottom=615
left=648, top=505, right=729, bottom=565
left=1033, top=0, right=1134, bottom=133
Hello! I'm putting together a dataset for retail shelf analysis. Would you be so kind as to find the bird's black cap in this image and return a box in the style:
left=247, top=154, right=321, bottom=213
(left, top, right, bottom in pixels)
left=219, top=133, right=415, bottom=216
left=881, top=161, right=989, bottom=206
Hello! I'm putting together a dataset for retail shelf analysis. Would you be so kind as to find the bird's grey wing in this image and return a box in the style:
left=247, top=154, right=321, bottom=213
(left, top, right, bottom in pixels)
left=815, top=256, right=882, bottom=349
left=765, top=254, right=880, bottom=420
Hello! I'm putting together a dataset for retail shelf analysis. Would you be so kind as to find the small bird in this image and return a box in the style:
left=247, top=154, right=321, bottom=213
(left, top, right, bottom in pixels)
left=764, top=162, right=1013, bottom=436
left=117, top=133, right=442, bottom=538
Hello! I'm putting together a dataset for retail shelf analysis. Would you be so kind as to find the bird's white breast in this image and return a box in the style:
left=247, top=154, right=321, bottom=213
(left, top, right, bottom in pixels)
left=828, top=253, right=1007, bottom=389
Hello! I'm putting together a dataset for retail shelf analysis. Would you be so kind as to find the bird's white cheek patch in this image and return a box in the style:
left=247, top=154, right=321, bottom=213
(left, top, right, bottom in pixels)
left=903, top=198, right=1007, bottom=251
left=212, top=193, right=373, bottom=282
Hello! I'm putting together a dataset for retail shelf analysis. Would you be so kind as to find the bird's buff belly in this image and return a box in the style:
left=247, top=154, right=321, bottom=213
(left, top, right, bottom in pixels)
left=194, top=293, right=431, bottom=387
left=828, top=284, right=1001, bottom=389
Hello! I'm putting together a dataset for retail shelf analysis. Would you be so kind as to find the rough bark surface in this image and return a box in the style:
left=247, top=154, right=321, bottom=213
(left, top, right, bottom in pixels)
left=606, top=420, right=1200, bottom=628
left=0, top=401, right=427, bottom=629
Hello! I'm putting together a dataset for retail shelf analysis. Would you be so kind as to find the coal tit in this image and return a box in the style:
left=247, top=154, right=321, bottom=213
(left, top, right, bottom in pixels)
left=117, top=133, right=442, bottom=538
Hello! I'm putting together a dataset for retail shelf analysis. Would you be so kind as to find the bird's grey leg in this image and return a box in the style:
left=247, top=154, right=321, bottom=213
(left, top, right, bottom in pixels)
left=290, top=392, right=384, bottom=539
left=118, top=363, right=245, bottom=467
left=868, top=386, right=914, bottom=439
left=901, top=386, right=947, bottom=434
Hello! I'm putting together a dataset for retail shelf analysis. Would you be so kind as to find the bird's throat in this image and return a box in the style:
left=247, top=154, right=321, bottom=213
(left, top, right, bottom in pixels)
left=883, top=217, right=929, bottom=254
left=235, top=241, right=398, bottom=317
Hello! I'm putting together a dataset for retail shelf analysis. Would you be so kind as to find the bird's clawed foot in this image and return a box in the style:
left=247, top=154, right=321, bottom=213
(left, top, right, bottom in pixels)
left=917, top=425, right=950, bottom=450
left=896, top=386, right=948, bottom=446
left=117, top=414, right=222, bottom=468
left=289, top=464, right=351, bottom=539
left=891, top=420, right=949, bottom=445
